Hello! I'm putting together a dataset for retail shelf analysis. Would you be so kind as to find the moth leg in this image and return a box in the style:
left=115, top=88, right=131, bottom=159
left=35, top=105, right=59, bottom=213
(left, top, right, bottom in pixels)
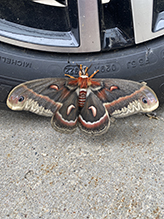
left=145, top=112, right=159, bottom=120
left=65, top=74, right=76, bottom=79
left=89, top=70, right=99, bottom=79
left=110, top=117, right=116, bottom=123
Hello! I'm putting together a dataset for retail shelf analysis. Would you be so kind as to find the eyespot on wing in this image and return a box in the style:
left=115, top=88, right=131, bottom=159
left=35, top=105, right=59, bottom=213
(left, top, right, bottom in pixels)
left=7, top=86, right=27, bottom=110
left=139, top=85, right=159, bottom=112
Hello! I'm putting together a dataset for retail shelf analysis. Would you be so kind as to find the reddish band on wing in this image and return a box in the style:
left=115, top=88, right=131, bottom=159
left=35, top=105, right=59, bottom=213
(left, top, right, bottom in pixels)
left=55, top=111, right=78, bottom=127
left=78, top=112, right=109, bottom=129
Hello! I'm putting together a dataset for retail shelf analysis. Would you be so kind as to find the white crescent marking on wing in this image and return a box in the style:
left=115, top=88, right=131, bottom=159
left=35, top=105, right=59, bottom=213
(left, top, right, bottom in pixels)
left=88, top=105, right=97, bottom=117
left=67, top=104, right=76, bottom=115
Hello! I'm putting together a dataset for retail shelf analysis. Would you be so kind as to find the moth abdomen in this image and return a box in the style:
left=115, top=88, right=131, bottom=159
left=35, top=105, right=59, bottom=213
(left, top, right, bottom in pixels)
left=78, top=89, right=87, bottom=108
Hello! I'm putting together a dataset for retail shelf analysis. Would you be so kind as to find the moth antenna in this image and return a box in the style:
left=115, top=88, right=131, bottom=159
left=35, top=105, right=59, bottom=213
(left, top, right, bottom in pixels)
left=87, top=64, right=92, bottom=71
left=76, top=63, right=80, bottom=69
left=84, top=64, right=92, bottom=73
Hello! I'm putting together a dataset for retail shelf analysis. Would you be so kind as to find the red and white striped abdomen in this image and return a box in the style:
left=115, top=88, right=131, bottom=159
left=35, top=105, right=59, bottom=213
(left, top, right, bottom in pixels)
left=78, top=89, right=87, bottom=108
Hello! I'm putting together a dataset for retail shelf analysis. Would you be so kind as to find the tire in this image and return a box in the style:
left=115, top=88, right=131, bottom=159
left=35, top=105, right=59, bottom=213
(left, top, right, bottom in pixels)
left=1, top=36, right=164, bottom=109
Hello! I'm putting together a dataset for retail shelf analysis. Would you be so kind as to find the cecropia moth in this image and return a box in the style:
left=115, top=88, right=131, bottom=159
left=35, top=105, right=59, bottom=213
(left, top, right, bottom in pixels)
left=7, top=65, right=159, bottom=135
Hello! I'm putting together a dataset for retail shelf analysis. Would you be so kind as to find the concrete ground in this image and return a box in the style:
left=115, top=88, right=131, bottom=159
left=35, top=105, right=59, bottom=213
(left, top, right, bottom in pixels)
left=0, top=104, right=164, bottom=219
